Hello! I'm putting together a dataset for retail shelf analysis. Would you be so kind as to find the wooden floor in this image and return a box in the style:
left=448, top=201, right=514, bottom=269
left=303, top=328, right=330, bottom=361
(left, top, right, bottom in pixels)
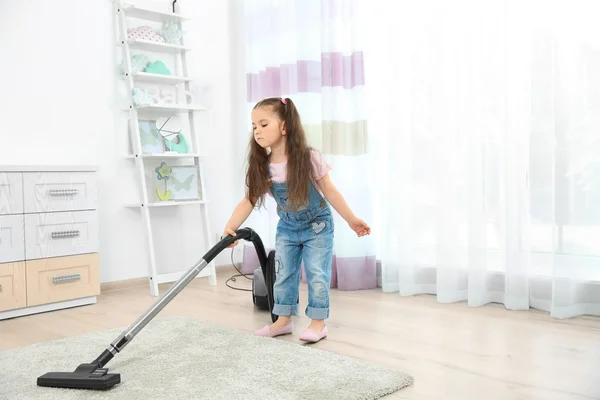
left=2, top=267, right=600, bottom=400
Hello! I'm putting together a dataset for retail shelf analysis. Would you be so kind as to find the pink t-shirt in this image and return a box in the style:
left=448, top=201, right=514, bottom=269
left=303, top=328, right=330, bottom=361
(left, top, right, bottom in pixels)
left=268, top=148, right=331, bottom=197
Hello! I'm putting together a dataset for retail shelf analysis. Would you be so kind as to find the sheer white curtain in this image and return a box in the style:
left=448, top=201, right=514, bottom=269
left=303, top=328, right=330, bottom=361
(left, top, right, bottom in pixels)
left=363, top=0, right=600, bottom=318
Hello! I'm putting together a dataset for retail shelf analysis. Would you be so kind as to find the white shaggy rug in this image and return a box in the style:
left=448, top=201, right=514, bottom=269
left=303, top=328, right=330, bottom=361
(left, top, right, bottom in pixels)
left=0, top=316, right=413, bottom=399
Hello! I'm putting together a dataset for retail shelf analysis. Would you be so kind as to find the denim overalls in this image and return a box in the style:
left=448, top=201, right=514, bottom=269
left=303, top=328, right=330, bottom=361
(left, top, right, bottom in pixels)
left=269, top=176, right=334, bottom=320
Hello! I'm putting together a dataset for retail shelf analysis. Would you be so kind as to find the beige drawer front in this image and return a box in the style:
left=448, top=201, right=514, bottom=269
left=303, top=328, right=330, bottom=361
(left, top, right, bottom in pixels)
left=24, top=210, right=98, bottom=260
left=0, top=215, right=25, bottom=263
left=23, top=172, right=97, bottom=213
left=0, top=173, right=23, bottom=215
left=26, top=254, right=100, bottom=307
left=0, top=262, right=26, bottom=311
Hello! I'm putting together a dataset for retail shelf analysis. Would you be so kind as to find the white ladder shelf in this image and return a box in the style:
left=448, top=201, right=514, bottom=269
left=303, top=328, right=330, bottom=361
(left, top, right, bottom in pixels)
left=114, top=1, right=216, bottom=296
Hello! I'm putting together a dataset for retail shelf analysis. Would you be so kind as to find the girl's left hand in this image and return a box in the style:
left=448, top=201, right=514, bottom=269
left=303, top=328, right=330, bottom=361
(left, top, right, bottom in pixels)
left=348, top=217, right=371, bottom=237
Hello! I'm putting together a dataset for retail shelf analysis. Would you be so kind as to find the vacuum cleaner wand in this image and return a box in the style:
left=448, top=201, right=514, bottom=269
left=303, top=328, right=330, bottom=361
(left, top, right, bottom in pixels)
left=37, top=227, right=268, bottom=390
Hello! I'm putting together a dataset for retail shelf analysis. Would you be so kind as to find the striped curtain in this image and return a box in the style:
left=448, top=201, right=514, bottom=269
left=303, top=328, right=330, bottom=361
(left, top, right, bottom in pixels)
left=242, top=0, right=376, bottom=290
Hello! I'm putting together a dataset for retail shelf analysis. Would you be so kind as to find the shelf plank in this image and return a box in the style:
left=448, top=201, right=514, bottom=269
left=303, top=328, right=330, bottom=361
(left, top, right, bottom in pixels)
left=123, top=5, right=189, bottom=23
left=126, top=152, right=203, bottom=159
left=126, top=200, right=207, bottom=208
left=133, top=103, right=207, bottom=115
left=126, top=38, right=191, bottom=53
left=129, top=72, right=191, bottom=85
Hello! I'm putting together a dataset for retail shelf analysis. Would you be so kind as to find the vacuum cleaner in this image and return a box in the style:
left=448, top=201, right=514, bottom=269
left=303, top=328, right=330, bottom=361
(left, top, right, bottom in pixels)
left=36, top=227, right=276, bottom=391
left=251, top=249, right=275, bottom=313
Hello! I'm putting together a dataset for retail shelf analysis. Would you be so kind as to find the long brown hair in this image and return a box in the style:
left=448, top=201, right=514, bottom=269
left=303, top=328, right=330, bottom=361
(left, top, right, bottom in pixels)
left=246, top=97, right=312, bottom=210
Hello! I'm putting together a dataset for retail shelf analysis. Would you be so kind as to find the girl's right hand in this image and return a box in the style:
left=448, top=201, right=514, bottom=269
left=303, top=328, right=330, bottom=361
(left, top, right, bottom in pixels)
left=222, top=228, right=238, bottom=248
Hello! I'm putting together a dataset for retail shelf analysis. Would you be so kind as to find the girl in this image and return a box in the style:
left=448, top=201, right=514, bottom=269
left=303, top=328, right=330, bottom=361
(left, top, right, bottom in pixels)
left=222, top=97, right=371, bottom=343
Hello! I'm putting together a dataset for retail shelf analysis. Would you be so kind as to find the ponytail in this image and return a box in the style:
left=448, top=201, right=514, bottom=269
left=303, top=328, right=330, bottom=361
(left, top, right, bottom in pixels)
left=282, top=97, right=300, bottom=140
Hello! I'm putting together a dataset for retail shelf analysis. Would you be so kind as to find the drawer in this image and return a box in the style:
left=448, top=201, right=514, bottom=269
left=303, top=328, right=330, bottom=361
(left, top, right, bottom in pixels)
left=24, top=210, right=98, bottom=260
left=26, top=253, right=100, bottom=307
left=0, top=172, right=24, bottom=215
left=0, top=262, right=26, bottom=311
left=0, top=215, right=25, bottom=263
left=23, top=172, right=97, bottom=213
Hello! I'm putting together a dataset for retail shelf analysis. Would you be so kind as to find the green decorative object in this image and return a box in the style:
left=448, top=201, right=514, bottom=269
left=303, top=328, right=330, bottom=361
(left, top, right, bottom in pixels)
left=164, top=132, right=189, bottom=154
left=155, top=162, right=172, bottom=201
left=156, top=188, right=172, bottom=201
left=145, top=60, right=171, bottom=75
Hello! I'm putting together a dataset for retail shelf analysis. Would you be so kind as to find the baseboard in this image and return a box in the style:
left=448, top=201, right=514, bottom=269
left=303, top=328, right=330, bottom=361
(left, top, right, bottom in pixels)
left=101, top=277, right=149, bottom=293
left=0, top=296, right=97, bottom=321
left=100, top=263, right=236, bottom=293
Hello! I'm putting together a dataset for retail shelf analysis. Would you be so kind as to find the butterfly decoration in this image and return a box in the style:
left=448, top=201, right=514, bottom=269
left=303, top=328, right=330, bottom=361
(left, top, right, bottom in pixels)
left=139, top=125, right=159, bottom=146
left=170, top=175, right=193, bottom=191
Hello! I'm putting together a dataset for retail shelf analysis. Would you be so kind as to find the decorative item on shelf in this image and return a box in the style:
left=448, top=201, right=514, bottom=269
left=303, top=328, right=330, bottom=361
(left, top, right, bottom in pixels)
left=153, top=164, right=199, bottom=201
left=168, top=166, right=199, bottom=200
left=121, top=55, right=171, bottom=76
left=156, top=117, right=189, bottom=154
left=122, top=54, right=150, bottom=74
left=138, top=120, right=163, bottom=153
left=159, top=21, right=184, bottom=45
left=128, top=25, right=165, bottom=43
left=158, top=88, right=175, bottom=104
left=155, top=161, right=172, bottom=201
left=144, top=60, right=171, bottom=75
left=132, top=87, right=177, bottom=106
left=137, top=118, right=190, bottom=155
left=132, top=88, right=154, bottom=105
left=164, top=133, right=189, bottom=153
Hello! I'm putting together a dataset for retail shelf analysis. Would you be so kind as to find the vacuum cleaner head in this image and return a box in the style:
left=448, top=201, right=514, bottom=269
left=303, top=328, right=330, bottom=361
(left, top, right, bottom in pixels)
left=37, top=363, right=120, bottom=390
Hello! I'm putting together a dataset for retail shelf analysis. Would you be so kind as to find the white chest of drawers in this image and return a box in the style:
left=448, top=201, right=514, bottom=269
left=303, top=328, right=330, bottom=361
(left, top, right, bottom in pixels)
left=0, top=166, right=100, bottom=320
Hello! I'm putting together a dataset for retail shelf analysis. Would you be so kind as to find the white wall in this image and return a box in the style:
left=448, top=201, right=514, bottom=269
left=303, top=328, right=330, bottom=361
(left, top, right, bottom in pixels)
left=0, top=0, right=247, bottom=284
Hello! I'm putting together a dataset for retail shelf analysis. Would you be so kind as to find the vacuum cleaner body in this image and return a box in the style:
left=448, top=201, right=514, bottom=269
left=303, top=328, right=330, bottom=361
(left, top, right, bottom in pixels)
left=252, top=266, right=269, bottom=309
left=252, top=249, right=277, bottom=322
left=37, top=227, right=273, bottom=391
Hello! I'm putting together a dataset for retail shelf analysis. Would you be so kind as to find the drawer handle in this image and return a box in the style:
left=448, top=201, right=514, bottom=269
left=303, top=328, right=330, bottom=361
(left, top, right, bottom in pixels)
left=51, top=230, right=80, bottom=239
left=52, top=273, right=81, bottom=284
left=49, top=189, right=78, bottom=196
left=0, top=283, right=2, bottom=292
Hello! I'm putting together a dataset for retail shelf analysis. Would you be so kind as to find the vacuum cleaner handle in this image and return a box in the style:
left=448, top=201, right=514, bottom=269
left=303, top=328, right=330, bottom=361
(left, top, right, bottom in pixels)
left=206, top=227, right=268, bottom=272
